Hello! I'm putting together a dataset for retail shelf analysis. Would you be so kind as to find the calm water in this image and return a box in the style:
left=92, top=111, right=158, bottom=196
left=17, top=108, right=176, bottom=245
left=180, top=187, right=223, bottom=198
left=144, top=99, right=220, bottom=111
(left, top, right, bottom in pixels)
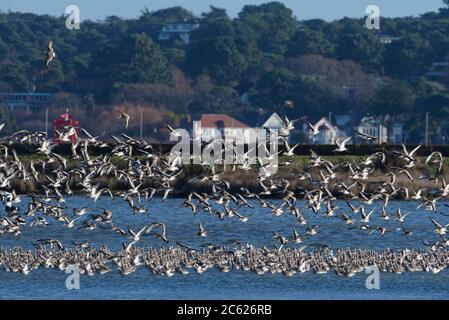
left=1, top=196, right=449, bottom=300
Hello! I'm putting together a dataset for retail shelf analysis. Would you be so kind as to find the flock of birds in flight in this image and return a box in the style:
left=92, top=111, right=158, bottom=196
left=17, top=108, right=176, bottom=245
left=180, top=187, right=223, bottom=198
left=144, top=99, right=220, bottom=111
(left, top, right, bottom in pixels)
left=0, top=41, right=449, bottom=277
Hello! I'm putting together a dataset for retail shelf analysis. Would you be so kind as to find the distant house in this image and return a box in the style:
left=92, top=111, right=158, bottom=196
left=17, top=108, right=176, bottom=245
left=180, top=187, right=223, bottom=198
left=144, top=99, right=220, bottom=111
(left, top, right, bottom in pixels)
left=158, top=22, right=199, bottom=45
left=378, top=35, right=400, bottom=45
left=0, top=93, right=53, bottom=111
left=334, top=114, right=352, bottom=130
left=388, top=122, right=404, bottom=145
left=193, top=114, right=252, bottom=143
left=354, top=115, right=388, bottom=144
left=382, top=114, right=404, bottom=144
left=261, top=112, right=290, bottom=138
left=426, top=62, right=449, bottom=80
left=303, top=117, right=347, bottom=145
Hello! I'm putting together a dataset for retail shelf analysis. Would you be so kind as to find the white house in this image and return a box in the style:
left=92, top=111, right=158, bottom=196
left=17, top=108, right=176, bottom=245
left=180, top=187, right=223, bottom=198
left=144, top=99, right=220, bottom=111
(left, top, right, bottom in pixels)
left=262, top=112, right=290, bottom=138
left=304, top=117, right=346, bottom=145
left=193, top=114, right=255, bottom=144
left=158, top=23, right=199, bottom=45
left=354, top=115, right=388, bottom=144
left=388, top=123, right=404, bottom=144
left=334, top=114, right=351, bottom=130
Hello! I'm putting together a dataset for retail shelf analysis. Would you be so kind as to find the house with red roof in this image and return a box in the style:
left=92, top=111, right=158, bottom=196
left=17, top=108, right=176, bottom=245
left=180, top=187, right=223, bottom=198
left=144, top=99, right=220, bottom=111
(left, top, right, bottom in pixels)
left=193, top=114, right=253, bottom=143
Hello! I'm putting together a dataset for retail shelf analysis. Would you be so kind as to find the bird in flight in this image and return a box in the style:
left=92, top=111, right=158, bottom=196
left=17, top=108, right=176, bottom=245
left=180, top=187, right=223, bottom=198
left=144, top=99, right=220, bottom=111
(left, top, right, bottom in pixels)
left=333, top=136, right=351, bottom=152
left=354, top=130, right=377, bottom=141
left=308, top=121, right=321, bottom=136
left=44, top=40, right=56, bottom=69
left=117, top=111, right=130, bottom=129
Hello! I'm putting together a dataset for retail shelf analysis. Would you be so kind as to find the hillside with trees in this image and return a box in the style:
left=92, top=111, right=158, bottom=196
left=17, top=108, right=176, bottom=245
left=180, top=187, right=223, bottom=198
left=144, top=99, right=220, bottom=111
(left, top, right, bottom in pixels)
left=1, top=2, right=449, bottom=142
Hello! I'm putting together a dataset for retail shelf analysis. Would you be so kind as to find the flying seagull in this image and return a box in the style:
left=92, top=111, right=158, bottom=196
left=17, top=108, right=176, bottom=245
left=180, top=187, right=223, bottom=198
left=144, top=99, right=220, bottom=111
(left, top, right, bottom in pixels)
left=117, top=111, right=130, bottom=129
left=308, top=121, right=321, bottom=136
left=44, top=41, right=56, bottom=69
left=284, top=100, right=294, bottom=108
left=354, top=130, right=377, bottom=141
left=333, top=137, right=351, bottom=152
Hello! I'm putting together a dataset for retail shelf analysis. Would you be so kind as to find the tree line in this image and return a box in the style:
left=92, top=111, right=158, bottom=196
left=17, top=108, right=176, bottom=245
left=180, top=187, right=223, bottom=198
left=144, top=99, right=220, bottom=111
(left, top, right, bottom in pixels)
left=1, top=2, right=449, bottom=142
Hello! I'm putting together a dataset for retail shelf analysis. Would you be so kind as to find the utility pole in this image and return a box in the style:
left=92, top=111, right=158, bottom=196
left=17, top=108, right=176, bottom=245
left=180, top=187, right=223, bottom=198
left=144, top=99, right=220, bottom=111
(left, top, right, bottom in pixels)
left=45, top=108, right=49, bottom=137
left=425, top=111, right=429, bottom=147
left=328, top=112, right=332, bottom=124
left=378, top=123, right=382, bottom=145
left=139, top=108, right=143, bottom=140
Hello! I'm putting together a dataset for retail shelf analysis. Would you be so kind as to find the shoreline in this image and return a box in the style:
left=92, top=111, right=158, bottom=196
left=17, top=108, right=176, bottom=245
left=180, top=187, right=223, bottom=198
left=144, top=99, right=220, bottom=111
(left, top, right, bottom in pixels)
left=6, top=165, right=446, bottom=200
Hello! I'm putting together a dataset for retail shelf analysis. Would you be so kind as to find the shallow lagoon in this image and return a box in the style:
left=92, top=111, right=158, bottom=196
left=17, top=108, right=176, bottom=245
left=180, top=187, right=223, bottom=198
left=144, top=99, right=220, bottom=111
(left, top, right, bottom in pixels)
left=1, top=196, right=448, bottom=300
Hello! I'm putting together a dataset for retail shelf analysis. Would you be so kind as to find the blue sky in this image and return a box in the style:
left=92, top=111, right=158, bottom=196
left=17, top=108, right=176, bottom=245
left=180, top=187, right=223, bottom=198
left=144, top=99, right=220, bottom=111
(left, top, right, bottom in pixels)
left=0, top=0, right=444, bottom=21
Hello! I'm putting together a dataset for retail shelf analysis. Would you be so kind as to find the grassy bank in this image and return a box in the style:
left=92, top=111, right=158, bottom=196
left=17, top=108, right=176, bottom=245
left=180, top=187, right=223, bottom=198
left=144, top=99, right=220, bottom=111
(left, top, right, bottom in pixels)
left=6, top=153, right=447, bottom=198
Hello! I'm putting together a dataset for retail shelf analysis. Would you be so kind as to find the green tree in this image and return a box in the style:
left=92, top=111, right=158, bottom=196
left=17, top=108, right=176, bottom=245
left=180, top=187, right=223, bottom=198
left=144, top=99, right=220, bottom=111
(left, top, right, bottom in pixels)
left=136, top=7, right=194, bottom=39
left=202, top=6, right=228, bottom=19
left=97, top=33, right=172, bottom=86
left=293, top=77, right=339, bottom=116
left=188, top=86, right=240, bottom=114
left=336, top=24, right=383, bottom=70
left=38, top=60, right=65, bottom=92
left=287, top=28, right=334, bottom=57
left=0, top=62, right=29, bottom=91
left=191, top=14, right=234, bottom=40
left=427, top=30, right=449, bottom=61
left=0, top=36, right=7, bottom=61
left=384, top=33, right=433, bottom=78
left=186, top=37, right=245, bottom=86
left=104, top=16, right=129, bottom=42
left=151, top=6, right=194, bottom=22
left=0, top=106, right=17, bottom=135
left=233, top=19, right=262, bottom=67
left=237, top=2, right=296, bottom=56
left=372, top=80, right=414, bottom=114
left=284, top=55, right=376, bottom=113
left=414, top=90, right=449, bottom=116
left=251, top=68, right=295, bottom=111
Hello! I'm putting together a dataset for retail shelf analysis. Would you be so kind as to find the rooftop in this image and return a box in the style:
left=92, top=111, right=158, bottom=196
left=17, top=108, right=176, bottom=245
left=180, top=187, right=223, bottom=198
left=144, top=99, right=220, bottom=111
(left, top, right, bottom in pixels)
left=160, top=22, right=199, bottom=33
left=199, top=114, right=249, bottom=129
